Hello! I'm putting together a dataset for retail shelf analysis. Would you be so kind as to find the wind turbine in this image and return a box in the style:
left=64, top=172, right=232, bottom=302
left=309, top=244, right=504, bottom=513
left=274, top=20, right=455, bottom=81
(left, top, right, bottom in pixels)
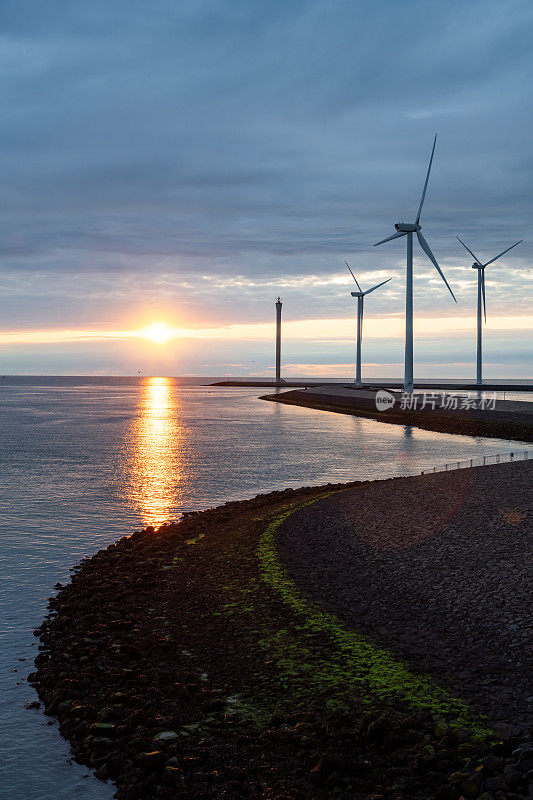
left=345, top=260, right=391, bottom=388
left=456, top=236, right=522, bottom=385
left=374, top=134, right=457, bottom=393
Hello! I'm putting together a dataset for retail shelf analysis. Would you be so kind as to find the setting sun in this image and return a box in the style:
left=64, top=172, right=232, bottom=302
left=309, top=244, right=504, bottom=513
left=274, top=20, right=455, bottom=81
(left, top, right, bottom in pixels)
left=139, top=322, right=175, bottom=345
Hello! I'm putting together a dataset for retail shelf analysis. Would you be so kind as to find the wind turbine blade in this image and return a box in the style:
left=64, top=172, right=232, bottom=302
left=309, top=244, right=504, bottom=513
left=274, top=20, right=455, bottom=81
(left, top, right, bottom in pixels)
left=374, top=231, right=407, bottom=246
left=481, top=268, right=487, bottom=322
left=416, top=230, right=457, bottom=302
left=482, top=239, right=523, bottom=267
left=363, top=277, right=392, bottom=295
left=344, top=260, right=362, bottom=292
left=456, top=236, right=482, bottom=264
left=415, top=133, right=437, bottom=225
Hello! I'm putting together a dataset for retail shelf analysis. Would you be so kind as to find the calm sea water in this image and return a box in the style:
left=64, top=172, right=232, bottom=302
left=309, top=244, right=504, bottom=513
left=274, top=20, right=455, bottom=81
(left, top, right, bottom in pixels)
left=0, top=377, right=529, bottom=800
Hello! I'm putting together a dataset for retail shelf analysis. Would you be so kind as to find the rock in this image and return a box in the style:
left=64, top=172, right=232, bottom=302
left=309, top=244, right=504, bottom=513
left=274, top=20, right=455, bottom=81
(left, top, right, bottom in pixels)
left=90, top=722, right=117, bottom=736
left=493, top=723, right=524, bottom=741
left=180, top=757, right=201, bottom=770
left=154, top=731, right=179, bottom=742
left=293, top=722, right=314, bottom=736
left=269, top=710, right=287, bottom=728
left=135, top=750, right=165, bottom=771
left=483, top=755, right=505, bottom=775
left=485, top=777, right=506, bottom=792
left=309, top=754, right=337, bottom=786
left=461, top=770, right=482, bottom=795
left=449, top=771, right=466, bottom=785
left=432, top=785, right=457, bottom=800
left=456, top=728, right=472, bottom=744
left=364, top=716, right=388, bottom=743
left=516, top=749, right=533, bottom=773
left=512, top=745, right=533, bottom=758
left=163, top=766, right=181, bottom=780
left=202, top=698, right=225, bottom=713
left=94, top=763, right=110, bottom=780
left=504, top=767, right=525, bottom=790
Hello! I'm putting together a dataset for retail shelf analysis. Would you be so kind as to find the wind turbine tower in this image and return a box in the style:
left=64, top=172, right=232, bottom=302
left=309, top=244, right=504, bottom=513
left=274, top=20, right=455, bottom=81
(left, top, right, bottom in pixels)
left=345, top=261, right=391, bottom=388
left=374, top=134, right=457, bottom=393
left=456, top=236, right=522, bottom=385
left=275, top=297, right=282, bottom=384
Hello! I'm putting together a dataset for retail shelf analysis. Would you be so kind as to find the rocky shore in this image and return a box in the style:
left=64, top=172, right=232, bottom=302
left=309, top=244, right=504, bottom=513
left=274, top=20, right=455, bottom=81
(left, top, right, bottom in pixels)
left=278, top=460, right=533, bottom=731
left=261, top=387, right=533, bottom=443
left=31, top=465, right=532, bottom=800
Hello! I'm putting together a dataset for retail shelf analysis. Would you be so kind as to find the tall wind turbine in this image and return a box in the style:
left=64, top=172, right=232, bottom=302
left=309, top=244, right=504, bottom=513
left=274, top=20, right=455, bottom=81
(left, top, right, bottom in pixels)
left=456, top=236, right=522, bottom=385
left=345, top=260, right=391, bottom=388
left=374, top=134, right=457, bottom=393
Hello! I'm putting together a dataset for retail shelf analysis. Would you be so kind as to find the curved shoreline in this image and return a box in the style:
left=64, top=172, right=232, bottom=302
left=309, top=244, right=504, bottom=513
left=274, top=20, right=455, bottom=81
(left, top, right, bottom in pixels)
left=31, top=470, right=532, bottom=799
left=277, top=461, right=532, bottom=732
left=258, top=498, right=483, bottom=731
left=261, top=390, right=533, bottom=443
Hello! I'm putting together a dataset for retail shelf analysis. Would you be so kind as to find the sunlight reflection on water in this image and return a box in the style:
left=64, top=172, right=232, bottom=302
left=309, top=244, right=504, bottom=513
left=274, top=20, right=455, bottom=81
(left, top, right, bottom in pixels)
left=126, top=378, right=191, bottom=526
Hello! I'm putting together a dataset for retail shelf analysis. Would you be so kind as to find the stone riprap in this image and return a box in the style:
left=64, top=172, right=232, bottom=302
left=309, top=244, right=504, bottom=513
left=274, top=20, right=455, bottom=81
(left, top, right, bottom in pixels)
left=278, top=460, right=532, bottom=732
left=262, top=385, right=533, bottom=442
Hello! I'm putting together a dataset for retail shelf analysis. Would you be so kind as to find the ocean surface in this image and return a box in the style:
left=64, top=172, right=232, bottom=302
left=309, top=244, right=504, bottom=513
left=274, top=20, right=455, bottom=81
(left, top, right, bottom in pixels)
left=0, top=377, right=530, bottom=800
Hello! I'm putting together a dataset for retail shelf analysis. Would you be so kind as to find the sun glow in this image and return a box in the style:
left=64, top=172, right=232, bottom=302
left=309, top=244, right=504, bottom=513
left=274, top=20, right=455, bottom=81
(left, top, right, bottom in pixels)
left=124, top=377, right=191, bottom=526
left=1, top=314, right=532, bottom=346
left=140, top=321, right=176, bottom=345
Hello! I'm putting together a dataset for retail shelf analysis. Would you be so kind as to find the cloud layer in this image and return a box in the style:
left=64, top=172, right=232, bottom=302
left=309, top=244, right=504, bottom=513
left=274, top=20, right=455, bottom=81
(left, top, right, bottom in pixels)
left=0, top=0, right=531, bottom=374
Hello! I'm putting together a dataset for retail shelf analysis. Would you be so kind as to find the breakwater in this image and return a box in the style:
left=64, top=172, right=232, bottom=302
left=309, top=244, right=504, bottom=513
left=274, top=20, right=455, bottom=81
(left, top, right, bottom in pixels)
left=261, top=386, right=533, bottom=442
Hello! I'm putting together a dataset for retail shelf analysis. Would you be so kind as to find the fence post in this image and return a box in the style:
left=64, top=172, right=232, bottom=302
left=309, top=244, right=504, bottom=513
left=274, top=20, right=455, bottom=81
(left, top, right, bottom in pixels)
left=483, top=456, right=486, bottom=466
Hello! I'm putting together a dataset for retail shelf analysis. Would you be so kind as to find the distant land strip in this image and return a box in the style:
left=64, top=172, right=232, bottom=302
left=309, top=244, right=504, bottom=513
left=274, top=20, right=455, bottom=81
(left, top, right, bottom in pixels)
left=261, top=388, right=533, bottom=443
left=212, top=380, right=533, bottom=391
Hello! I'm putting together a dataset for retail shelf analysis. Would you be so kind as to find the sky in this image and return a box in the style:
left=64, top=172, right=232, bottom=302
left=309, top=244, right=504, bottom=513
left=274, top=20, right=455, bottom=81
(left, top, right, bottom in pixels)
left=1, top=0, right=532, bottom=378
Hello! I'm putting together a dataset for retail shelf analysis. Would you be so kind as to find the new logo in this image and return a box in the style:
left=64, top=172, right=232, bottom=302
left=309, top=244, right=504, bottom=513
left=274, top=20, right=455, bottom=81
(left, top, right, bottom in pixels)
left=375, top=390, right=395, bottom=411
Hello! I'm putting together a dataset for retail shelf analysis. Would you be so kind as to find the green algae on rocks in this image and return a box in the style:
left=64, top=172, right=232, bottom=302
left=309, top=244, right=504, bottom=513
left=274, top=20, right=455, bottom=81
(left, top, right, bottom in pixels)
left=257, top=494, right=490, bottom=737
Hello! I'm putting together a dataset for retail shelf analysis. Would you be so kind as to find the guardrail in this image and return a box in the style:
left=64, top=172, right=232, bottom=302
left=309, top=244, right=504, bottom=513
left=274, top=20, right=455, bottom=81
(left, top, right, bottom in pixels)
left=421, top=449, right=530, bottom=475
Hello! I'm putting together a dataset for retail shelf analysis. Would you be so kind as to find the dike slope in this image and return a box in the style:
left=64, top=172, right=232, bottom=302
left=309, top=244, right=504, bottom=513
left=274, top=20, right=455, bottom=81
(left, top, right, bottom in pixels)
left=31, top=466, right=532, bottom=799
left=261, top=386, right=533, bottom=443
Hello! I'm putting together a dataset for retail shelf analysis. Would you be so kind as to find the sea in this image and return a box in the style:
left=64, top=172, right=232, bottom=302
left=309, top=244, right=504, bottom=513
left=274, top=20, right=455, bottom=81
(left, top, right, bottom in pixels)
left=0, top=376, right=530, bottom=800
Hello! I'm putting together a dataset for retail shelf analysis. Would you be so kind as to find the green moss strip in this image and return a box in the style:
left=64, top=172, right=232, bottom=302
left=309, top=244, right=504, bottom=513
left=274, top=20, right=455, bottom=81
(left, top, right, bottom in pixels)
left=257, top=494, right=491, bottom=737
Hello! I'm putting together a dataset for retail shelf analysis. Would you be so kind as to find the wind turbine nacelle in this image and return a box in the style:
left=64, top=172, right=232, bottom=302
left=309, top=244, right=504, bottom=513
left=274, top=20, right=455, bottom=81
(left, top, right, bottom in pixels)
left=471, top=263, right=483, bottom=269
left=350, top=291, right=364, bottom=298
left=395, top=222, right=420, bottom=232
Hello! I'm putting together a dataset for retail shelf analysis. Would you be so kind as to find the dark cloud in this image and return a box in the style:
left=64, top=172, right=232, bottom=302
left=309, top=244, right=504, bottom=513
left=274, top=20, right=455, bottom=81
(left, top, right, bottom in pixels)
left=0, top=0, right=531, bottom=373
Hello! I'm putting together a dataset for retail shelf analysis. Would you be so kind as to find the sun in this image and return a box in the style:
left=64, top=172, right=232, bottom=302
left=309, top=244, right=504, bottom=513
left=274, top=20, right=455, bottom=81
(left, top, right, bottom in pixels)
left=140, top=322, right=175, bottom=345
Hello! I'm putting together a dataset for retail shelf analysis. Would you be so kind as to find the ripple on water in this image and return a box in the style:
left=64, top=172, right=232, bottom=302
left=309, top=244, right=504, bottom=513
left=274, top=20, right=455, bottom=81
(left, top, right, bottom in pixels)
left=0, top=379, right=529, bottom=799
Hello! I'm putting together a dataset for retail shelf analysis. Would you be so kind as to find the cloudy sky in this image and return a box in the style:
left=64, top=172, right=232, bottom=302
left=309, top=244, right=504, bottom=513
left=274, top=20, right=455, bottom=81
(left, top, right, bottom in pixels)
left=1, top=0, right=532, bottom=377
